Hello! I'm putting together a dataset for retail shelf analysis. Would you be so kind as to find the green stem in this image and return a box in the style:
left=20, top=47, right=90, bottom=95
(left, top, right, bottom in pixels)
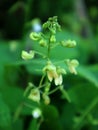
left=34, top=50, right=46, bottom=58
left=51, top=42, right=60, bottom=49
left=47, top=42, right=51, bottom=58
left=48, top=86, right=60, bottom=95
left=38, top=83, right=47, bottom=89
left=38, top=74, right=46, bottom=88
left=54, top=59, right=66, bottom=64
left=23, top=102, right=37, bottom=109
left=23, top=84, right=34, bottom=97
left=47, top=34, right=52, bottom=59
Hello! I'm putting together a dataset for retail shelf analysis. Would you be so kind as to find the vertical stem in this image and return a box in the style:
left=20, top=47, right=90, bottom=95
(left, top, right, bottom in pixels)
left=47, top=34, right=51, bottom=59
left=47, top=41, right=50, bottom=58
left=38, top=74, right=46, bottom=88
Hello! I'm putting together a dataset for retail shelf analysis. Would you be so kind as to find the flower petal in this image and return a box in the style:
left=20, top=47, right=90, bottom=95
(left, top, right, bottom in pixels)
left=55, top=75, right=63, bottom=86
left=47, top=71, right=54, bottom=82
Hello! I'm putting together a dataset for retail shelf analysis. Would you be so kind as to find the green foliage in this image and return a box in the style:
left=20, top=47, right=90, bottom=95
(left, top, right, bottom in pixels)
left=0, top=0, right=98, bottom=130
left=0, top=30, right=98, bottom=130
left=40, top=105, right=63, bottom=130
left=0, top=95, right=11, bottom=128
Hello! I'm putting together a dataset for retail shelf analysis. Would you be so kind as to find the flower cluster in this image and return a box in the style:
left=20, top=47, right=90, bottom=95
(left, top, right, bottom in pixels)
left=21, top=16, right=79, bottom=119
left=43, top=61, right=66, bottom=86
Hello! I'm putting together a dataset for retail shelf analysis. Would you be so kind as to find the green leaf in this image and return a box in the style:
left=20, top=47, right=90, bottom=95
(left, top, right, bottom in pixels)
left=77, top=65, right=98, bottom=87
left=68, top=83, right=98, bottom=109
left=0, top=86, right=23, bottom=113
left=10, top=59, right=45, bottom=75
left=21, top=98, right=40, bottom=115
left=60, top=103, right=76, bottom=130
left=0, top=94, right=11, bottom=128
left=12, top=119, right=24, bottom=130
left=40, top=104, right=63, bottom=130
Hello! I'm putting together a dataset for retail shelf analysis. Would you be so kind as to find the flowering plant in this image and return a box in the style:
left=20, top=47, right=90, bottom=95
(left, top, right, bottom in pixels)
left=21, top=16, right=79, bottom=119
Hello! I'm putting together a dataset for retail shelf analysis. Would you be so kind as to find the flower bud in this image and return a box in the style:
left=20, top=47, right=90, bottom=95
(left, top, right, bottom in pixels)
left=31, top=18, right=42, bottom=32
left=21, top=50, right=34, bottom=60
left=44, top=83, right=51, bottom=93
left=50, top=28, right=56, bottom=34
left=28, top=88, right=40, bottom=103
left=30, top=32, right=41, bottom=41
left=50, top=35, right=56, bottom=43
left=42, top=94, right=50, bottom=105
left=61, top=40, right=76, bottom=48
left=56, top=66, right=66, bottom=75
left=32, top=108, right=42, bottom=118
left=70, top=59, right=79, bottom=67
left=42, top=22, right=49, bottom=29
left=39, top=39, right=47, bottom=47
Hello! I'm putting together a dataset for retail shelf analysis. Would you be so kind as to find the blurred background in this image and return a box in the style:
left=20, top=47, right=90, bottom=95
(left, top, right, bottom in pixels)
left=0, top=0, right=98, bottom=130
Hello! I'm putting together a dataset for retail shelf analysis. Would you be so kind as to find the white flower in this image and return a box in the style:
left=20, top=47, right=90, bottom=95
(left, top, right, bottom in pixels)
left=32, top=108, right=42, bottom=118
left=31, top=18, right=42, bottom=32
